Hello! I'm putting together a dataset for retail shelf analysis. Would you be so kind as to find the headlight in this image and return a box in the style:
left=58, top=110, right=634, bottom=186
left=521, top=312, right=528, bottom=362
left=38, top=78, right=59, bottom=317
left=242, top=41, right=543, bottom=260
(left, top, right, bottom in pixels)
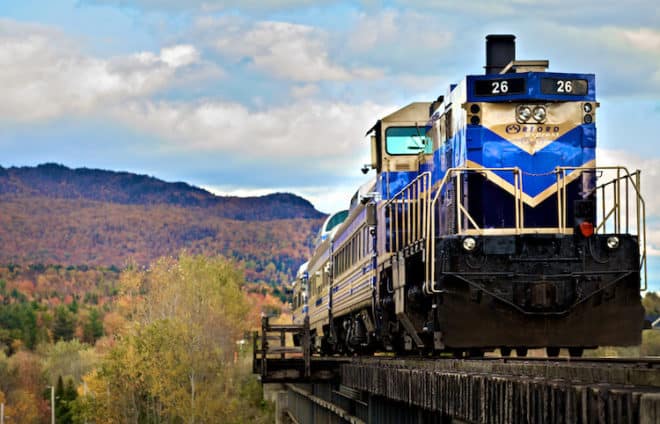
left=583, top=103, right=593, bottom=113
left=462, top=237, right=476, bottom=251
left=607, top=236, right=620, bottom=249
left=517, top=106, right=532, bottom=123
left=532, top=106, right=546, bottom=122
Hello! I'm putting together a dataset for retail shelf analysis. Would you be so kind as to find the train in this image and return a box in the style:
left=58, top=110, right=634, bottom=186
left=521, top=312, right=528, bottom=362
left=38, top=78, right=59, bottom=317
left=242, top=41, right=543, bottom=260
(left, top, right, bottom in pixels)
left=291, top=35, right=647, bottom=357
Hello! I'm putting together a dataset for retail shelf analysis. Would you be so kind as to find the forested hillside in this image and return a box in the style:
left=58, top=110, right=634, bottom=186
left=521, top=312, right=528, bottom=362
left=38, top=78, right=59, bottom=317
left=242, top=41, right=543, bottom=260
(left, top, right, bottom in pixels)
left=0, top=164, right=326, bottom=421
left=0, top=254, right=277, bottom=423
left=0, top=163, right=326, bottom=292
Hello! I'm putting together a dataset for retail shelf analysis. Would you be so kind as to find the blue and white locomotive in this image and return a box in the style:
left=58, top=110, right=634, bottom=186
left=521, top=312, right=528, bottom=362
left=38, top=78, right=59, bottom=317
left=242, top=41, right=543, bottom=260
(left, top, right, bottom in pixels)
left=291, top=35, right=646, bottom=357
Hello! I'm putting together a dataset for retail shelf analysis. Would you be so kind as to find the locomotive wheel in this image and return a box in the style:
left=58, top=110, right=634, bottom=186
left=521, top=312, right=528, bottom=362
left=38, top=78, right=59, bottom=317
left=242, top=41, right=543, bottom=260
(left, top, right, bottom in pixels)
left=500, top=347, right=512, bottom=357
left=568, top=347, right=584, bottom=357
left=515, top=347, right=528, bottom=357
left=546, top=347, right=561, bottom=357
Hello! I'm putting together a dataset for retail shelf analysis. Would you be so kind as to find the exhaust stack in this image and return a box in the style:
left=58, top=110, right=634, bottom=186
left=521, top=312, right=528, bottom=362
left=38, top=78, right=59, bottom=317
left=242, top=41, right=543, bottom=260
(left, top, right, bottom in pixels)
left=485, top=34, right=516, bottom=75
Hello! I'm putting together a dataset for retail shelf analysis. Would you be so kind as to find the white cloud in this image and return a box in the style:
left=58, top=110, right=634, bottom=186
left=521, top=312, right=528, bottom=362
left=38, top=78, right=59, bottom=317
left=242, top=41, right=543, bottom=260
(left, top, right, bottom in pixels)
left=110, top=99, right=390, bottom=172
left=102, top=95, right=391, bottom=215
left=622, top=28, right=660, bottom=52
left=159, top=44, right=200, bottom=67
left=203, top=18, right=381, bottom=82
left=332, top=9, right=455, bottom=80
left=0, top=19, right=206, bottom=122
left=348, top=9, right=452, bottom=54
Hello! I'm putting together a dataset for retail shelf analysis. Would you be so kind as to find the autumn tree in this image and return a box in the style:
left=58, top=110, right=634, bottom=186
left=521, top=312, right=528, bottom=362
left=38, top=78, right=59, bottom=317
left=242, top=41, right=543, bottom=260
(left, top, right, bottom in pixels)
left=75, top=253, right=252, bottom=423
left=0, top=351, right=48, bottom=422
left=39, top=340, right=98, bottom=385
left=643, top=292, right=660, bottom=316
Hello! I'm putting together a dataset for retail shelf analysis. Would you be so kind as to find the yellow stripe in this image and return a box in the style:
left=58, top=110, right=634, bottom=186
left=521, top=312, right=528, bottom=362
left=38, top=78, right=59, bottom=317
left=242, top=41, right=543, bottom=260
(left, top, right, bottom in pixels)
left=465, top=159, right=595, bottom=208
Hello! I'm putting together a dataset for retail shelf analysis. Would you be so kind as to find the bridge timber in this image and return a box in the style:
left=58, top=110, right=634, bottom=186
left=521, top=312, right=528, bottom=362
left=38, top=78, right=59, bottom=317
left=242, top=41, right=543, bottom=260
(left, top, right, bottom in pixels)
left=254, top=321, right=660, bottom=423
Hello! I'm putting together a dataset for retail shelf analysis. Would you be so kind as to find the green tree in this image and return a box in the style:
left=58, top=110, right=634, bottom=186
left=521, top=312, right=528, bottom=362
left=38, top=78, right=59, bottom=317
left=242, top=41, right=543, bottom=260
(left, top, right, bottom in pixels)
left=53, top=306, right=75, bottom=342
left=82, top=308, right=103, bottom=344
left=55, top=375, right=77, bottom=424
left=68, top=298, right=79, bottom=314
left=0, top=303, right=38, bottom=350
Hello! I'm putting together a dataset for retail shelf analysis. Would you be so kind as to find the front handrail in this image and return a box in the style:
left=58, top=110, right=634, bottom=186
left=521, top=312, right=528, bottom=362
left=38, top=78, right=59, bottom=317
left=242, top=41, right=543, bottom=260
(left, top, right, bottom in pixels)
left=423, top=165, right=647, bottom=294
left=556, top=166, right=647, bottom=291
left=424, top=167, right=523, bottom=294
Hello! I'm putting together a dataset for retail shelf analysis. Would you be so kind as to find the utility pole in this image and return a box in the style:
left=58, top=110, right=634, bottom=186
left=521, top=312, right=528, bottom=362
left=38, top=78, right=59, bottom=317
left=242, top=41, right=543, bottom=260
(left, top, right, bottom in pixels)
left=1, top=402, right=4, bottom=424
left=83, top=381, right=88, bottom=424
left=49, top=385, right=55, bottom=424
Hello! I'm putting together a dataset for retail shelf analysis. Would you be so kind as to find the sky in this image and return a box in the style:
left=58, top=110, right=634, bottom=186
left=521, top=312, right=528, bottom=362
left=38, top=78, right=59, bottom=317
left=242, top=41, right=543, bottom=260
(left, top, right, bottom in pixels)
left=0, top=1, right=659, bottom=288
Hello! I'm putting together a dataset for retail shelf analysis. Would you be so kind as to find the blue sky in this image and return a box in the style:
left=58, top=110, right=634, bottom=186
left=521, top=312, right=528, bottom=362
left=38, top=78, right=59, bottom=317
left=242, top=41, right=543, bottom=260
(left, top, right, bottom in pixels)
left=1, top=1, right=659, bottom=289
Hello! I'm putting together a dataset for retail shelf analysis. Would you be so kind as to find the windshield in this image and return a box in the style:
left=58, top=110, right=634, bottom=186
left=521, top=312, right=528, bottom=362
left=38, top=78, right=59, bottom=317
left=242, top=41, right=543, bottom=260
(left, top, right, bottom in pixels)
left=385, top=126, right=432, bottom=155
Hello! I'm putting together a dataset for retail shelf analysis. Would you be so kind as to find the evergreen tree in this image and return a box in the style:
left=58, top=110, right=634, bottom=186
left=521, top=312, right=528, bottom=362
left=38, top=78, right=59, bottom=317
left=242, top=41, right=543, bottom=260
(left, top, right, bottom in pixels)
left=53, top=306, right=75, bottom=342
left=83, top=308, right=104, bottom=344
left=68, top=298, right=79, bottom=314
left=0, top=303, right=38, bottom=350
left=55, top=374, right=64, bottom=400
left=55, top=375, right=76, bottom=424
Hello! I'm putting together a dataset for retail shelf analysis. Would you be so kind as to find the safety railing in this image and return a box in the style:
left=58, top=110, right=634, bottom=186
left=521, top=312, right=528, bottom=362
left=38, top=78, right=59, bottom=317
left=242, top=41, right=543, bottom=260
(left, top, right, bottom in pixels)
left=558, top=166, right=647, bottom=290
left=421, top=166, right=647, bottom=294
left=423, top=167, right=524, bottom=294
left=385, top=172, right=432, bottom=253
left=253, top=315, right=311, bottom=379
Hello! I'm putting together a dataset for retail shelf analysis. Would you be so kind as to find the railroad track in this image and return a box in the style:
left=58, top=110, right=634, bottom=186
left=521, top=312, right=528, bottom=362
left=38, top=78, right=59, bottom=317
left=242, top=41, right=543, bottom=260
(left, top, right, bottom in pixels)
left=342, top=355, right=660, bottom=390
left=314, top=354, right=660, bottom=366
left=490, top=355, right=660, bottom=367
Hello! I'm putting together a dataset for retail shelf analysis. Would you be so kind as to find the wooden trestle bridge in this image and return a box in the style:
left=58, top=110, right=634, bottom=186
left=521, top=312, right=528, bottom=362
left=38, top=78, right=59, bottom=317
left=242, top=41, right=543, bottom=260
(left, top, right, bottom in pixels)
left=254, top=318, right=660, bottom=423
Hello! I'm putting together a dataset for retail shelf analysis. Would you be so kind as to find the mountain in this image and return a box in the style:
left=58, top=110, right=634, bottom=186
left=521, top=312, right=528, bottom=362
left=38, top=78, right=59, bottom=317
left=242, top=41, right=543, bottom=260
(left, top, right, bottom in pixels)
left=0, top=163, right=324, bottom=221
left=0, top=163, right=326, bottom=288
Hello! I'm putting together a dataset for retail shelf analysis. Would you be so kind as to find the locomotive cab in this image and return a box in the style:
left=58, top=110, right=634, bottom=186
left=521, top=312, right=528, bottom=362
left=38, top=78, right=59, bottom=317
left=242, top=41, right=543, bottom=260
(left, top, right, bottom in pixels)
left=367, top=102, right=432, bottom=200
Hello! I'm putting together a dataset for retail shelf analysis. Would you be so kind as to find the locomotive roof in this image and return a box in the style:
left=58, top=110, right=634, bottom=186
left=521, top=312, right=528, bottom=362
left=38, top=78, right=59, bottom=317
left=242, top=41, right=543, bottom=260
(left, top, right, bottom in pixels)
left=366, top=102, right=431, bottom=135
